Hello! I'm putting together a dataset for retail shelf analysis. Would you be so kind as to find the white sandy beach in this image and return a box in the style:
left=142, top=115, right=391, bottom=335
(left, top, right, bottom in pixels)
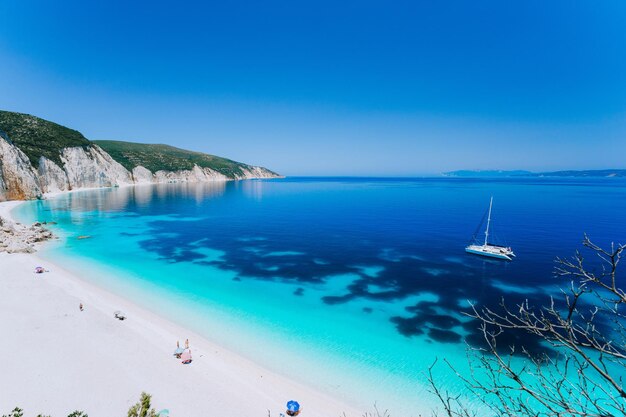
left=0, top=201, right=363, bottom=417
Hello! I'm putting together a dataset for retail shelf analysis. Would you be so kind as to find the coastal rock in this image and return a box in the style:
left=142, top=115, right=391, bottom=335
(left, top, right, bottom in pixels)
left=237, top=165, right=281, bottom=180
left=0, top=121, right=281, bottom=202
left=134, top=164, right=277, bottom=184
left=61, top=145, right=134, bottom=189
left=153, top=165, right=229, bottom=183
left=0, top=215, right=54, bottom=253
left=0, top=133, right=42, bottom=201
left=131, top=166, right=154, bottom=183
left=0, top=168, right=5, bottom=200
left=38, top=157, right=70, bottom=192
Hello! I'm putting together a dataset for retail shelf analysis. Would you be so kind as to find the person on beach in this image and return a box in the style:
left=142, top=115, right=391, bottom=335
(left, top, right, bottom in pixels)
left=181, top=349, right=192, bottom=364
left=79, top=303, right=84, bottom=311
left=174, top=340, right=184, bottom=358
left=185, top=338, right=189, bottom=349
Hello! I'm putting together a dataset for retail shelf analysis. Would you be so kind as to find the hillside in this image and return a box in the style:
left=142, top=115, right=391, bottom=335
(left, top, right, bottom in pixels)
left=444, top=169, right=626, bottom=178
left=94, top=140, right=277, bottom=178
left=0, top=110, right=280, bottom=202
left=0, top=110, right=278, bottom=180
left=0, top=111, right=90, bottom=168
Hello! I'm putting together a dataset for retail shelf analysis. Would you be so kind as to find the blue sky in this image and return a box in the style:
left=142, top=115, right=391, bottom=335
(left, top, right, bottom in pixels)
left=1, top=0, right=625, bottom=175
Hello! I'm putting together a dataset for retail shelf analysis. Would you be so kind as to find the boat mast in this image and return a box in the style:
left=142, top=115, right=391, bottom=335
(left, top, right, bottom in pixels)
left=484, top=196, right=493, bottom=246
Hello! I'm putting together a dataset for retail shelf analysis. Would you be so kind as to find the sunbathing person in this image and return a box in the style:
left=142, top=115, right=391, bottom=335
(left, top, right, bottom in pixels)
left=181, top=349, right=192, bottom=364
left=174, top=341, right=184, bottom=358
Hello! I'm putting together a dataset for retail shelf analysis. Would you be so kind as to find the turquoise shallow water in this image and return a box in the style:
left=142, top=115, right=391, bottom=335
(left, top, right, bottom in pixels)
left=13, top=178, right=626, bottom=415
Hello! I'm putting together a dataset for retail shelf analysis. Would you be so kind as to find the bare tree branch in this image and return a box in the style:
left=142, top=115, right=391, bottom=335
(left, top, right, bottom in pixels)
left=429, top=236, right=626, bottom=417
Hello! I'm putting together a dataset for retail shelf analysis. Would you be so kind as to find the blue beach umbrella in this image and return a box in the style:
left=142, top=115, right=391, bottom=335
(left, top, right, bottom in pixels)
left=286, top=401, right=300, bottom=412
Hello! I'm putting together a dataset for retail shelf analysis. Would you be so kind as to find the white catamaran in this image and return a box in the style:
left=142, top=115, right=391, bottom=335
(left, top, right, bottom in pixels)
left=465, top=197, right=515, bottom=261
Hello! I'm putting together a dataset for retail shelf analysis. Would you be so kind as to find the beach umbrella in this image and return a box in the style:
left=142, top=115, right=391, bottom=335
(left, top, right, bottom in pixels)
left=157, top=410, right=170, bottom=416
left=286, top=401, right=300, bottom=412
left=174, top=347, right=184, bottom=355
left=181, top=350, right=192, bottom=363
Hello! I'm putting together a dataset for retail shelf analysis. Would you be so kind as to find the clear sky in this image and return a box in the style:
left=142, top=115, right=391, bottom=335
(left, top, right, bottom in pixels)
left=1, top=1, right=625, bottom=176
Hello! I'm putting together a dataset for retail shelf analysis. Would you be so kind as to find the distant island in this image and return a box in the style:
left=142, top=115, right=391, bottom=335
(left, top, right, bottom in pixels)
left=0, top=110, right=280, bottom=201
left=443, top=169, right=626, bottom=178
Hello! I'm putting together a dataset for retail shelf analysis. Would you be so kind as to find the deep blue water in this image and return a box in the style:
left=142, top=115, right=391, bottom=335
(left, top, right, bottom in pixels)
left=15, top=177, right=626, bottom=414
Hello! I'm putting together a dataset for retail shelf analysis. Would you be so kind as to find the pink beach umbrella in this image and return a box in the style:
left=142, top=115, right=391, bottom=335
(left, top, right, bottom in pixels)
left=181, top=349, right=192, bottom=364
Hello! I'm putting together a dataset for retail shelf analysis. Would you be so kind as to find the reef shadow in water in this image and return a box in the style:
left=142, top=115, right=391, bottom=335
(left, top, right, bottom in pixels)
left=136, top=218, right=584, bottom=356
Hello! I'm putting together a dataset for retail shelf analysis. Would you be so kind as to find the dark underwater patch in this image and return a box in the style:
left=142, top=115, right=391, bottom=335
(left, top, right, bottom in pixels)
left=428, top=328, right=462, bottom=343
left=124, top=199, right=588, bottom=359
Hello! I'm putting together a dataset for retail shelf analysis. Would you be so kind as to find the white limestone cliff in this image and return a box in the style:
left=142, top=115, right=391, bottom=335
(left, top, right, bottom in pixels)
left=0, top=134, right=42, bottom=201
left=38, top=157, right=70, bottom=193
left=137, top=164, right=277, bottom=184
left=131, top=166, right=154, bottom=184
left=152, top=165, right=229, bottom=183
left=237, top=165, right=281, bottom=180
left=60, top=145, right=134, bottom=189
left=0, top=134, right=280, bottom=202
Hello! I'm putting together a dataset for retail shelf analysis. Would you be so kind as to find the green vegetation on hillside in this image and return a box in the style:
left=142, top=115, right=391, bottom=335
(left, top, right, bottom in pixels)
left=0, top=111, right=90, bottom=168
left=94, top=140, right=274, bottom=178
left=0, top=110, right=277, bottom=178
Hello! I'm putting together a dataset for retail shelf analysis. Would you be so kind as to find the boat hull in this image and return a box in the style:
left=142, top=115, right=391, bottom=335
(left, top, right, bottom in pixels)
left=465, top=246, right=513, bottom=261
left=466, top=197, right=515, bottom=261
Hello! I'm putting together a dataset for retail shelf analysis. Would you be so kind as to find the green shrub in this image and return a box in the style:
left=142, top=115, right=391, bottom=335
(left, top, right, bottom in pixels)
left=0, top=111, right=90, bottom=168
left=127, top=392, right=158, bottom=417
left=2, top=407, right=23, bottom=417
left=1, top=407, right=86, bottom=417
left=95, top=140, right=274, bottom=178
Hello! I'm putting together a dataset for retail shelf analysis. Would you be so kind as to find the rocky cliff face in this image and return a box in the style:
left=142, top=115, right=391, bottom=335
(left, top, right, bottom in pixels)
left=153, top=165, right=229, bottom=183
left=37, top=157, right=69, bottom=193
left=0, top=215, right=54, bottom=253
left=0, top=132, right=42, bottom=201
left=60, top=145, right=134, bottom=189
left=131, top=166, right=154, bottom=184
left=0, top=134, right=280, bottom=202
left=236, top=166, right=282, bottom=180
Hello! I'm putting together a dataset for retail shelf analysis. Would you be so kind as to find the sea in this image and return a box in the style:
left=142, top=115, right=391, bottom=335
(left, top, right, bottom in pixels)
left=13, top=177, right=626, bottom=416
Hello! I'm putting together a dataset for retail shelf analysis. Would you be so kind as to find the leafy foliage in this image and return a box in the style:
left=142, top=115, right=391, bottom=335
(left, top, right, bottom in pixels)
left=2, top=408, right=23, bottom=417
left=127, top=392, right=158, bottom=417
left=0, top=110, right=90, bottom=168
left=95, top=140, right=275, bottom=178
left=1, top=409, right=85, bottom=417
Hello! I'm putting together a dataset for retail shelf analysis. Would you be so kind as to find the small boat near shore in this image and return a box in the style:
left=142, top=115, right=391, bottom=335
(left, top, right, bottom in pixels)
left=465, top=197, right=515, bottom=261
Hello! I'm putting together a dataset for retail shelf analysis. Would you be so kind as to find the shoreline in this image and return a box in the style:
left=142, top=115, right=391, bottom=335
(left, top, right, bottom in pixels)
left=0, top=200, right=363, bottom=417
